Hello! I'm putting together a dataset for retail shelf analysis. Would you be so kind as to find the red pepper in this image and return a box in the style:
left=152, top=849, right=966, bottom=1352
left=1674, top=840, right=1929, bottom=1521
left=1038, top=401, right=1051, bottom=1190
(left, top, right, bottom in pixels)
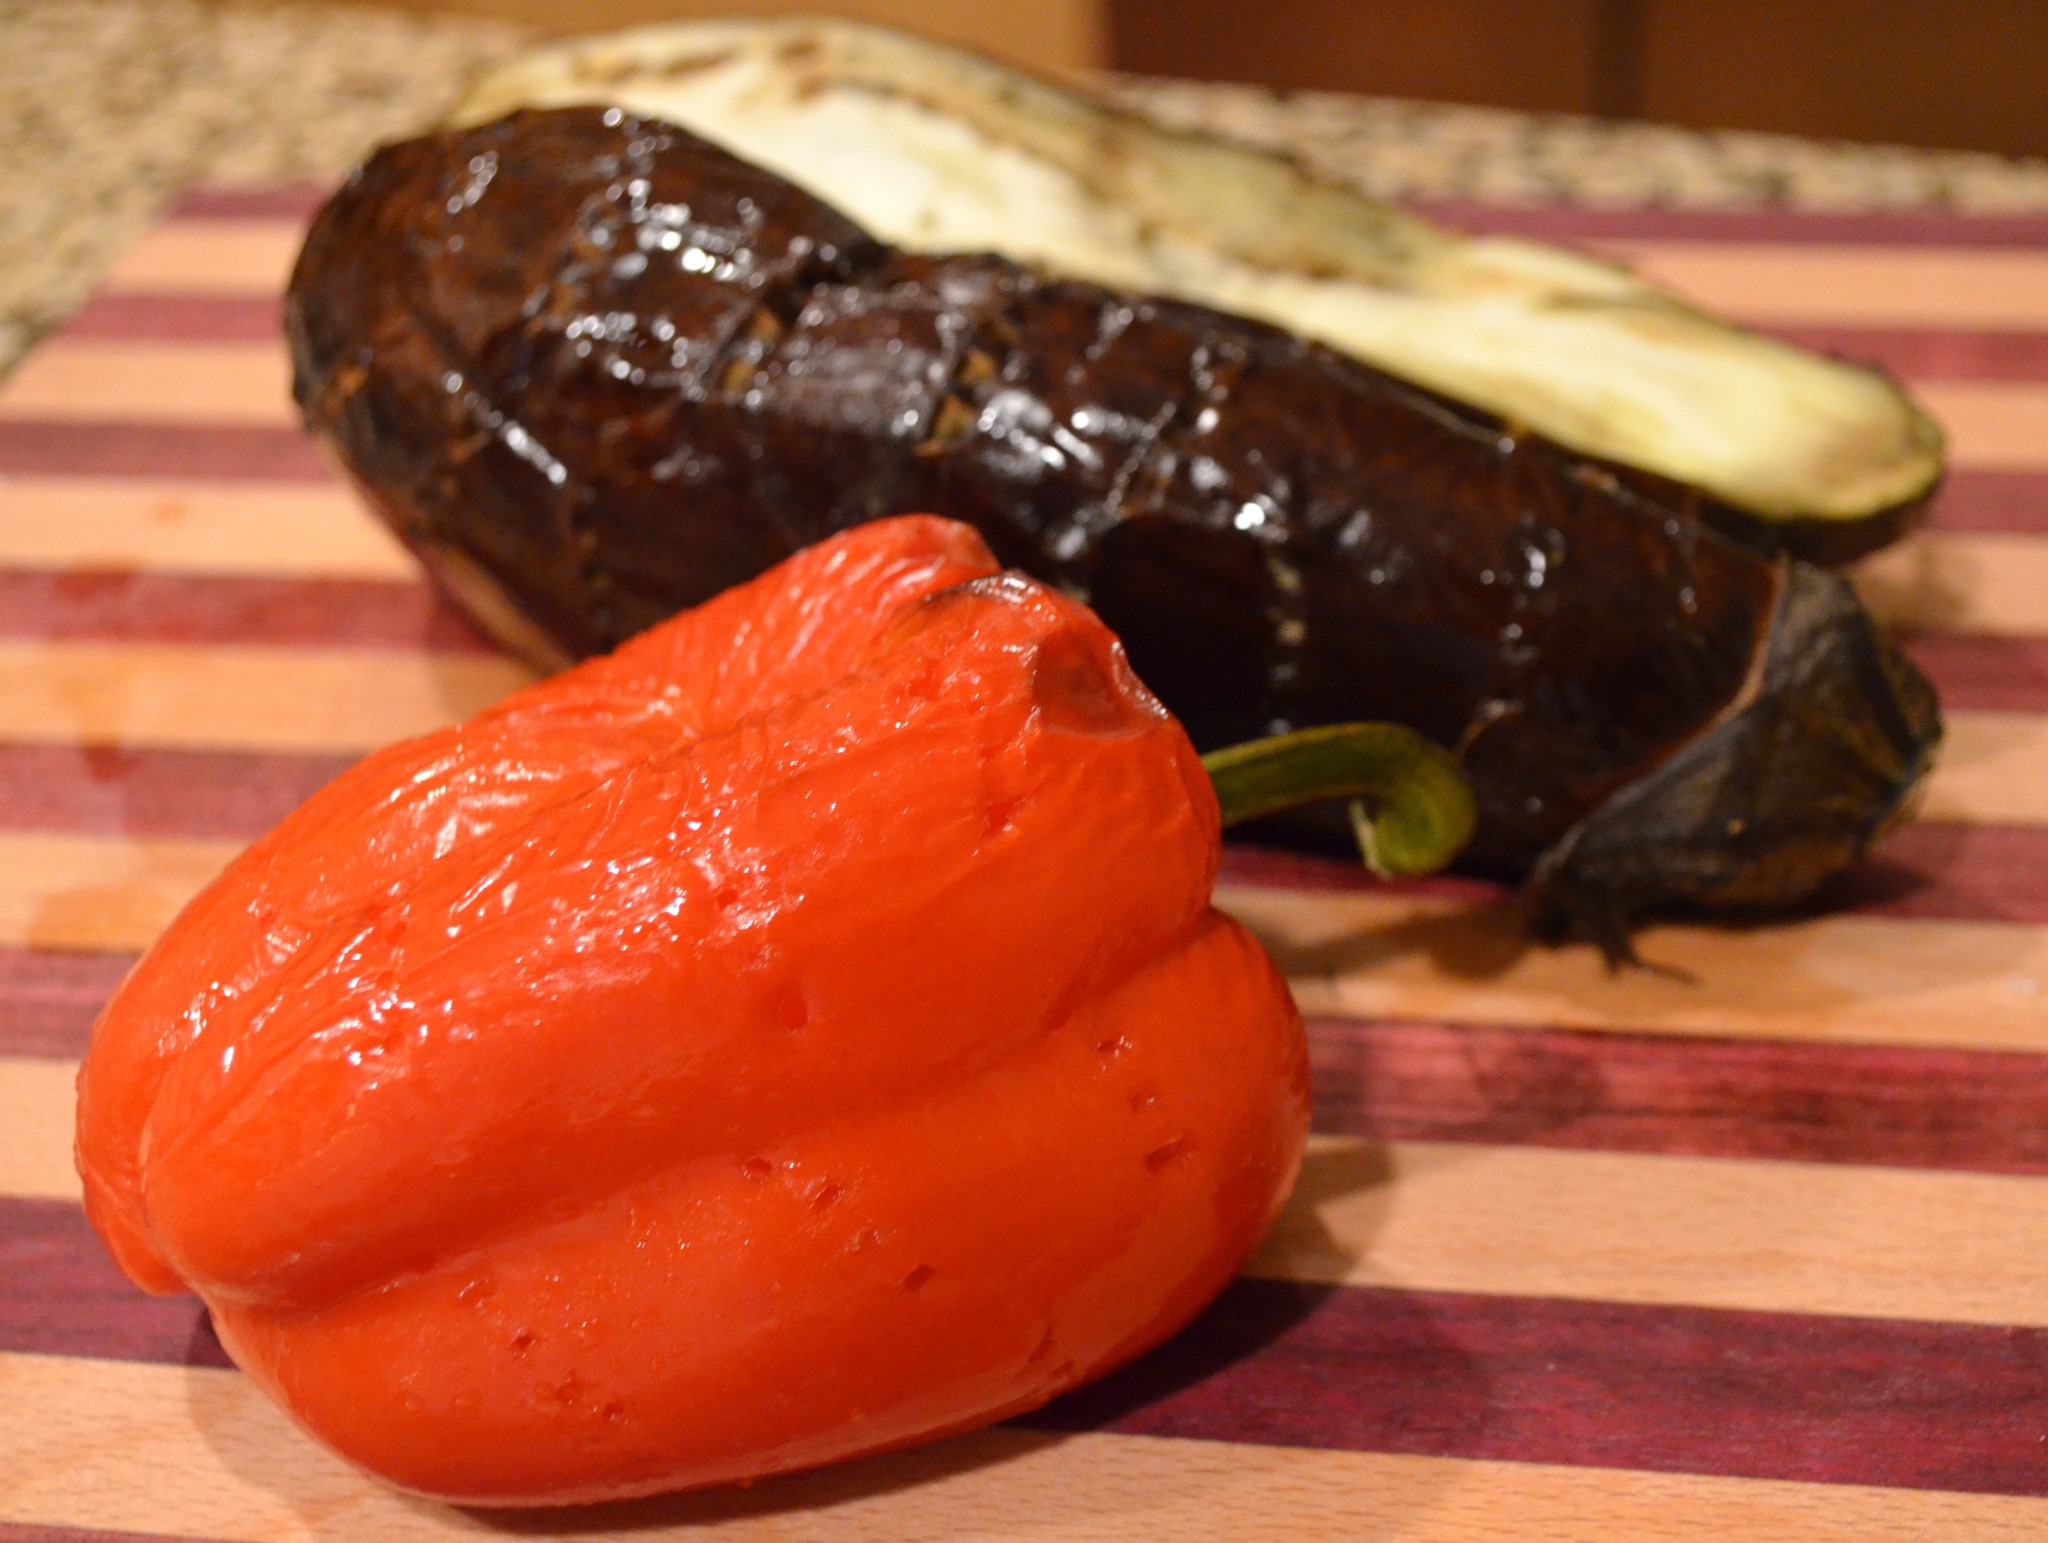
left=75, top=516, right=1467, bottom=1504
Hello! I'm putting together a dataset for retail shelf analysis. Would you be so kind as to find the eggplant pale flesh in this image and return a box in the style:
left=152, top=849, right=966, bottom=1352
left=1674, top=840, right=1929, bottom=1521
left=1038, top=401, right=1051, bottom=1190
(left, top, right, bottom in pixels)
left=286, top=108, right=1940, bottom=945
left=450, top=17, right=1946, bottom=563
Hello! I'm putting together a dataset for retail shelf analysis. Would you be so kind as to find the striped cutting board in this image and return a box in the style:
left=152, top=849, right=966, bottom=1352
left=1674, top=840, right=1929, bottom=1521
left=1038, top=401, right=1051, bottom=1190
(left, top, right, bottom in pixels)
left=5, top=186, right=2048, bottom=1542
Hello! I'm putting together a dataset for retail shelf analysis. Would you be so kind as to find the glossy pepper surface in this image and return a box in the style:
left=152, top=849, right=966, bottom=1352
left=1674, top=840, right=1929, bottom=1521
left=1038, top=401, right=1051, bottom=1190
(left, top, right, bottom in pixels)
left=75, top=515, right=1311, bottom=1505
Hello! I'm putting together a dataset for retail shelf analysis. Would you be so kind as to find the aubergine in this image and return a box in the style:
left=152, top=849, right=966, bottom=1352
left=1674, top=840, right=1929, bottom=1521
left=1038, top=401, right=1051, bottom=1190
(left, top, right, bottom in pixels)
left=285, top=107, right=1941, bottom=948
left=449, top=16, right=1945, bottom=564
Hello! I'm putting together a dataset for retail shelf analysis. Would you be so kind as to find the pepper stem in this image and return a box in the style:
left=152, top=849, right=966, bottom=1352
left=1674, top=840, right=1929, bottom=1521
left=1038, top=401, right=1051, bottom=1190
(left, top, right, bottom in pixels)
left=1201, top=723, right=1476, bottom=879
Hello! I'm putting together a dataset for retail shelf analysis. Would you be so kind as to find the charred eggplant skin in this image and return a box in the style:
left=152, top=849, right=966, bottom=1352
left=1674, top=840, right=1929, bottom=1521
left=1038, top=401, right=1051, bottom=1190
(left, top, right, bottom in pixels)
left=451, top=18, right=1945, bottom=564
left=1581, top=454, right=1935, bottom=568
left=288, top=108, right=1940, bottom=932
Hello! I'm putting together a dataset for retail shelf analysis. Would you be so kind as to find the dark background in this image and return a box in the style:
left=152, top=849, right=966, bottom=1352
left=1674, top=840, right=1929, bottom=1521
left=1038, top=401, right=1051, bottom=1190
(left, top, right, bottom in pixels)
left=264, top=0, right=2048, bottom=158
left=1108, top=0, right=2048, bottom=158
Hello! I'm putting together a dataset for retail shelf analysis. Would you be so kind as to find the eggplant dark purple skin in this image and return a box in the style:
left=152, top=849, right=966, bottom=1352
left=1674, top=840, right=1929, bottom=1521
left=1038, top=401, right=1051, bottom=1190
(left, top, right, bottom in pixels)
left=1573, top=451, right=1935, bottom=568
left=286, top=108, right=1941, bottom=945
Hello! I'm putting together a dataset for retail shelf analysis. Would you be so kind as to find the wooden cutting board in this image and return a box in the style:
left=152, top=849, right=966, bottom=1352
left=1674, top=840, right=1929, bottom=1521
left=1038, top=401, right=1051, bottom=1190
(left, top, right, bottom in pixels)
left=4, top=187, right=2048, bottom=1541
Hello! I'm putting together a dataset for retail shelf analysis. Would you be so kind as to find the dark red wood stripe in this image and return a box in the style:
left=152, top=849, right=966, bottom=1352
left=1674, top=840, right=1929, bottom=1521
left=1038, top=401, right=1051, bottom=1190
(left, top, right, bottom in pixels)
left=0, top=573, right=2035, bottom=686
left=169, top=183, right=328, bottom=221
left=0, top=1200, right=230, bottom=1370
left=53, top=288, right=2048, bottom=391
left=0, top=949, right=136, bottom=1057
left=1417, top=200, right=2048, bottom=249
left=1904, top=633, right=2048, bottom=712
left=57, top=293, right=282, bottom=343
left=0, top=435, right=2029, bottom=521
left=13, top=1198, right=2044, bottom=1497
left=1929, top=470, right=2048, bottom=534
left=0, top=422, right=328, bottom=482
left=9, top=417, right=2013, bottom=537
left=0, top=755, right=2022, bottom=919
left=1031, top=1277, right=2048, bottom=1496
left=4, top=766, right=1949, bottom=954
left=0, top=570, right=489, bottom=652
left=1310, top=1014, right=2048, bottom=1175
left=1767, top=324, right=2048, bottom=383
left=1038, top=590, right=2048, bottom=767
left=1832, top=820, right=2048, bottom=927
left=1226, top=822, right=2048, bottom=928
left=0, top=742, right=355, bottom=842
left=18, top=940, right=2048, bottom=1176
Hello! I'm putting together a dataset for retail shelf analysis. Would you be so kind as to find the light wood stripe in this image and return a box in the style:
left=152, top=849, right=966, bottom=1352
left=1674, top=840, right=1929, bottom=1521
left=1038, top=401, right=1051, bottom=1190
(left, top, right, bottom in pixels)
left=2, top=358, right=2037, bottom=505
left=3, top=827, right=2048, bottom=1046
left=100, top=219, right=303, bottom=298
left=3, top=338, right=2040, bottom=471
left=1250, top=1134, right=2048, bottom=1328
left=1220, top=881, right=2048, bottom=1056
left=12, top=1049, right=2048, bottom=1327
left=1856, top=530, right=2048, bottom=637
left=8, top=342, right=2039, bottom=475
left=1923, top=710, right=2048, bottom=827
left=1914, top=382, right=2048, bottom=471
left=6, top=1355, right=2039, bottom=1543
left=66, top=234, right=2048, bottom=471
left=0, top=478, right=411, bottom=578
left=0, top=1057, right=84, bottom=1201
left=0, top=491, right=2041, bottom=689
left=1614, top=242, right=2048, bottom=330
left=9, top=485, right=2030, bottom=630
left=2, top=485, right=2044, bottom=634
left=0, top=341, right=293, bottom=428
left=0, top=641, right=533, bottom=754
left=0, top=484, right=2042, bottom=653
left=0, top=832, right=238, bottom=954
left=95, top=216, right=2048, bottom=337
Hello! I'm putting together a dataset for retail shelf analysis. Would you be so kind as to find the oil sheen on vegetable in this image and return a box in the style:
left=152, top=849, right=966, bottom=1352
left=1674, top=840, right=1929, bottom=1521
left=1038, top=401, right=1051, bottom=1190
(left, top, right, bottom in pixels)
left=286, top=107, right=1941, bottom=943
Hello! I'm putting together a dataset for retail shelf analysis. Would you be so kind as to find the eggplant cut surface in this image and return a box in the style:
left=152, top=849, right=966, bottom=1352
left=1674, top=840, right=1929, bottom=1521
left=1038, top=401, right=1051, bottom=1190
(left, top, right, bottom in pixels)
left=451, top=16, right=1945, bottom=563
left=286, top=107, right=1941, bottom=943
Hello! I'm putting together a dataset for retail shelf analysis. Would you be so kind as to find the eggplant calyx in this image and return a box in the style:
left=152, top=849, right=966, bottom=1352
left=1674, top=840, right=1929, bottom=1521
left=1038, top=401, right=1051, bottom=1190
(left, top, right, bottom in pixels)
left=1524, top=562, right=1942, bottom=968
left=1202, top=724, right=1476, bottom=879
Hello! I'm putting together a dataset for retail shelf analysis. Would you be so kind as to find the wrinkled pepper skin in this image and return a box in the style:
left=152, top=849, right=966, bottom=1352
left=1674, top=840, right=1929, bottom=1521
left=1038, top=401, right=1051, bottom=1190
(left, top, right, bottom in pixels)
left=74, top=516, right=1310, bottom=1505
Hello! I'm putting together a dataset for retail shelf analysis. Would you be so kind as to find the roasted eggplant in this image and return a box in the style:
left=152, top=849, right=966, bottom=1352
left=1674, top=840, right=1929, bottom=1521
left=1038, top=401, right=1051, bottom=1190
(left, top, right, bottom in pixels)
left=451, top=17, right=1945, bottom=564
left=286, top=107, right=1940, bottom=946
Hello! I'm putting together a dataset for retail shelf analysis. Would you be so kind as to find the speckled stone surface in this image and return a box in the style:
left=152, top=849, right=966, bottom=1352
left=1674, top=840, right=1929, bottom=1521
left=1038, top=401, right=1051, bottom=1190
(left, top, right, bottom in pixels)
left=7, top=0, right=2048, bottom=383
left=1114, top=78, right=2048, bottom=214
left=0, top=0, right=526, bottom=377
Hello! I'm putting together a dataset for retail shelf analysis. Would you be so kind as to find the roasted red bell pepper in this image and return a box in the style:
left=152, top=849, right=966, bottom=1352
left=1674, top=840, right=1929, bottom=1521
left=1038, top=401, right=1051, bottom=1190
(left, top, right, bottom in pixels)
left=75, top=516, right=1467, bottom=1505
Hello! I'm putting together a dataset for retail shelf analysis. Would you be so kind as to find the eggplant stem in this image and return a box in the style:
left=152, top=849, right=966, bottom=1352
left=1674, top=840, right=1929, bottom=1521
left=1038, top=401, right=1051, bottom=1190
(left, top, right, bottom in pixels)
left=1201, top=723, right=1476, bottom=879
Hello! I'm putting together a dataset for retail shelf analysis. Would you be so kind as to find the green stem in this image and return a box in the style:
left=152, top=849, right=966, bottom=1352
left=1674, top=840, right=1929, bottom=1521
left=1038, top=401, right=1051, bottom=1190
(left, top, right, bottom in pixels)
left=1201, top=723, right=1475, bottom=879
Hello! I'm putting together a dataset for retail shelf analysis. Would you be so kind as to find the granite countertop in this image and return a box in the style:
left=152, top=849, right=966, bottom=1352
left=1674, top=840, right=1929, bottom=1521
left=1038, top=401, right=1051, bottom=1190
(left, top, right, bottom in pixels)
left=7, top=0, right=2048, bottom=382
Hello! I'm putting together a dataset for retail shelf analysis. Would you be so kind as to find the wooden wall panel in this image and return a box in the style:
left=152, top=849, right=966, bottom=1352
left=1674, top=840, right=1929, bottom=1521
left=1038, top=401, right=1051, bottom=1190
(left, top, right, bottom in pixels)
left=248, top=0, right=2046, bottom=155
left=1109, top=0, right=1611, bottom=115
left=1108, top=0, right=2048, bottom=158
left=1639, top=0, right=2048, bottom=159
